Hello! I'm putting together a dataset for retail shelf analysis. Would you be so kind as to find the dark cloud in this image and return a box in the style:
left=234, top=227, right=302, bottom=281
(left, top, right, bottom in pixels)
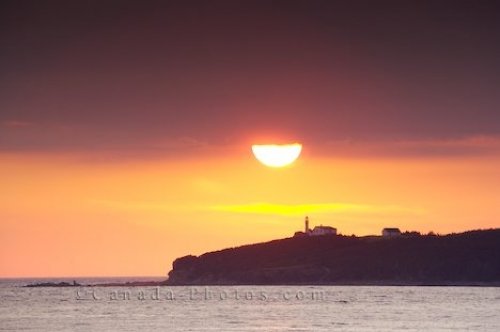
left=1, top=1, right=500, bottom=153
left=319, top=135, right=500, bottom=158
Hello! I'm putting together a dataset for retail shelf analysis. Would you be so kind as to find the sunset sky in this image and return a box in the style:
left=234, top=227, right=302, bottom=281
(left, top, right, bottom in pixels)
left=1, top=1, right=499, bottom=277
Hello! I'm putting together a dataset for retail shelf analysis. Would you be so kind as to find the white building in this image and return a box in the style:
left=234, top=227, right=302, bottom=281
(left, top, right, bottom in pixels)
left=382, top=228, right=401, bottom=237
left=310, top=225, right=337, bottom=236
left=294, top=216, right=337, bottom=237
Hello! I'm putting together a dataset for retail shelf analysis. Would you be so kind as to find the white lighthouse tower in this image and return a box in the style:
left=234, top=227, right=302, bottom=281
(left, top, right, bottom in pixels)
left=305, top=216, right=310, bottom=234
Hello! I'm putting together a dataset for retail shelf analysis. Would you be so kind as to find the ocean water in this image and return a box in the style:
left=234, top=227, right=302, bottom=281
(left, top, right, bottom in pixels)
left=0, top=278, right=499, bottom=331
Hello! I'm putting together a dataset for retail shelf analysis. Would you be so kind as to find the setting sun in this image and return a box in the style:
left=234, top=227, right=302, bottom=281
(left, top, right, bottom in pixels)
left=251, top=143, right=302, bottom=167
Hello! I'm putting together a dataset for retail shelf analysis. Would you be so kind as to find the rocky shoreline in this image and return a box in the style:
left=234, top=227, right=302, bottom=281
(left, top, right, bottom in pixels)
left=24, top=280, right=168, bottom=288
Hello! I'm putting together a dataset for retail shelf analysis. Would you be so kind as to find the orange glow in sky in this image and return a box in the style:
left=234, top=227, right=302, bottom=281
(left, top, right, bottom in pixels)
left=1, top=139, right=499, bottom=277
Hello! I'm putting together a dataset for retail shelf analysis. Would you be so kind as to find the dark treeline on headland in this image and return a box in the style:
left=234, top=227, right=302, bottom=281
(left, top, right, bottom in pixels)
left=167, top=229, right=500, bottom=286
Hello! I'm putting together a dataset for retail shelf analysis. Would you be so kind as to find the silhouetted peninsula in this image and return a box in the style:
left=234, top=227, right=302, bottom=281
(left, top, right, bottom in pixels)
left=167, top=229, right=500, bottom=286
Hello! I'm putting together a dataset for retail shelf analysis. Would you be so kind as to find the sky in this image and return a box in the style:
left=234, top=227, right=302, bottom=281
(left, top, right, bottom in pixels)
left=1, top=1, right=500, bottom=277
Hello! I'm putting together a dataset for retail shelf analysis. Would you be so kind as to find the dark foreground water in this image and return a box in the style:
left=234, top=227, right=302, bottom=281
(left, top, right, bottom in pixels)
left=1, top=278, right=499, bottom=331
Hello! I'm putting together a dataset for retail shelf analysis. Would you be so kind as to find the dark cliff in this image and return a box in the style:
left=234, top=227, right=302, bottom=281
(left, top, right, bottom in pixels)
left=166, top=229, right=500, bottom=285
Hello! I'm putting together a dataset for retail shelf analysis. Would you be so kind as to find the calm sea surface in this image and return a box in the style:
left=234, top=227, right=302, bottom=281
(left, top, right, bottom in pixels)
left=0, top=278, right=499, bottom=331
